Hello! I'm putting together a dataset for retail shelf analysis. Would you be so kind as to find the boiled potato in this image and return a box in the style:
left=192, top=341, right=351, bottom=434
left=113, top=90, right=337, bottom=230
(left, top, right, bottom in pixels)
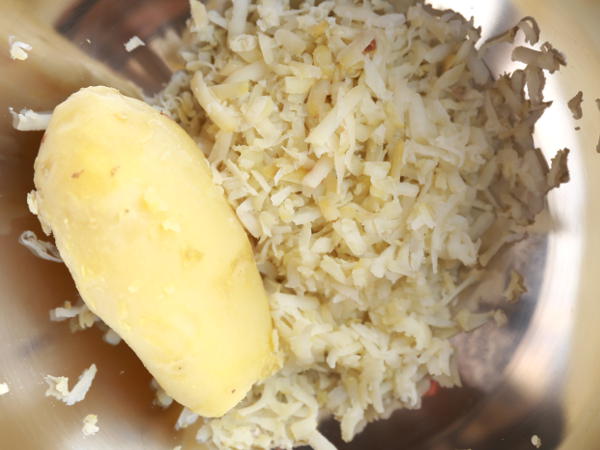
left=30, top=86, right=279, bottom=417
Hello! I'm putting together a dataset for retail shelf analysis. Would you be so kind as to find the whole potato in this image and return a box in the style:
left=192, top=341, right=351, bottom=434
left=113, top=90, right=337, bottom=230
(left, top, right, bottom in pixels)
left=30, top=86, right=279, bottom=417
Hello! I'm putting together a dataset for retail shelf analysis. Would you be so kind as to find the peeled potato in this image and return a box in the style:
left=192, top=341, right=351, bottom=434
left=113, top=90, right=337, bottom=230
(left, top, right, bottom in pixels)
left=30, top=86, right=278, bottom=417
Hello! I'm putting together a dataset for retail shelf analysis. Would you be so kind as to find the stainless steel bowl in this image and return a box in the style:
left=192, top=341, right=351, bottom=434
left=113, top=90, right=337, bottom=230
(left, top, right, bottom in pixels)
left=1, top=1, right=599, bottom=449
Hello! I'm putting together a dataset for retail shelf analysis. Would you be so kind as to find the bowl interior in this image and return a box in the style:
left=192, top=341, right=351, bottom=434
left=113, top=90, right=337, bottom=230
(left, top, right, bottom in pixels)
left=0, top=1, right=593, bottom=449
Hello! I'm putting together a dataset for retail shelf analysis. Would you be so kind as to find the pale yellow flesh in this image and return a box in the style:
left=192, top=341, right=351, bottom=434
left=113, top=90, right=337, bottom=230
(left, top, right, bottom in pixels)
left=32, top=86, right=278, bottom=417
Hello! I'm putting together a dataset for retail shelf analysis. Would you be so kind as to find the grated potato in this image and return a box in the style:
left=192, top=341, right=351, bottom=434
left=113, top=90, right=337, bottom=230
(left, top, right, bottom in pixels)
left=148, top=0, right=569, bottom=448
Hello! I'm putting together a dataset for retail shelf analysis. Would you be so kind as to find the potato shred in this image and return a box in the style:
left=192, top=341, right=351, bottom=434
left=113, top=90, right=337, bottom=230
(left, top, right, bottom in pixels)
left=150, top=0, right=569, bottom=448
left=44, top=364, right=97, bottom=406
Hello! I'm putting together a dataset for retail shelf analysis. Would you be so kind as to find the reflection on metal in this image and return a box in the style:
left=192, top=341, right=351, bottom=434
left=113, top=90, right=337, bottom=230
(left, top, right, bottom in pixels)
left=0, top=0, right=597, bottom=449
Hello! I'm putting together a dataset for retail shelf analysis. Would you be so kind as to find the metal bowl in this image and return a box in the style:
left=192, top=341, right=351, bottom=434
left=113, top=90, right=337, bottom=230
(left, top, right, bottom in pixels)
left=0, top=1, right=598, bottom=449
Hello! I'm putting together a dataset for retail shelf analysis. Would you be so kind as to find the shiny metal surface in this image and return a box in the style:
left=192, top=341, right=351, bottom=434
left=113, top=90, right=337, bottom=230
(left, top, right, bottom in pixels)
left=0, top=1, right=598, bottom=449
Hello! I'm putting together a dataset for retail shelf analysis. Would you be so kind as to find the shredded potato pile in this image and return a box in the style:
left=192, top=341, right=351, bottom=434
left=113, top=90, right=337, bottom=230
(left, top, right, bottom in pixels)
left=150, top=1, right=570, bottom=448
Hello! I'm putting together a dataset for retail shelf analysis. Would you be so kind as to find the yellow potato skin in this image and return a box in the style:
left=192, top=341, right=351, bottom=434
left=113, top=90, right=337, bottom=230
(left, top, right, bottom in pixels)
left=32, top=86, right=278, bottom=417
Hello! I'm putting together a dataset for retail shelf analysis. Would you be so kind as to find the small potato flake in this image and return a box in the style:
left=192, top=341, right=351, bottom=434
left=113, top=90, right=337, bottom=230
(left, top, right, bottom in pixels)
left=567, top=91, right=583, bottom=120
left=102, top=328, right=122, bottom=346
left=19, top=230, right=62, bottom=262
left=175, top=407, right=199, bottom=430
left=505, top=270, right=527, bottom=303
left=150, top=378, right=173, bottom=408
left=493, top=309, right=508, bottom=327
left=531, top=434, right=542, bottom=448
left=44, top=364, right=97, bottom=406
left=0, top=382, right=9, bottom=396
left=547, top=148, right=570, bottom=189
left=9, top=108, right=52, bottom=131
left=8, top=36, right=32, bottom=60
left=82, top=414, right=99, bottom=436
left=124, top=36, right=145, bottom=52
